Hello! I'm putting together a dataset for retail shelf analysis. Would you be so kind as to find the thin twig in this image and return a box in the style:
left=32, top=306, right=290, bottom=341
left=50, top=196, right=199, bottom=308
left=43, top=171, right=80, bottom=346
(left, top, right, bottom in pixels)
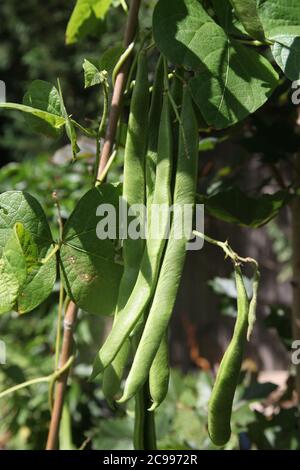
left=96, top=0, right=142, bottom=180
left=55, top=280, right=65, bottom=370
left=0, top=355, right=74, bottom=400
left=193, top=230, right=258, bottom=268
left=46, top=301, right=78, bottom=450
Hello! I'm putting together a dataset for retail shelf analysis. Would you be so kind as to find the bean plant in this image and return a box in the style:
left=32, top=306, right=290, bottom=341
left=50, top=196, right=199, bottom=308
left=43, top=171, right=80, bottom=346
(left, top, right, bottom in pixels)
left=0, top=0, right=299, bottom=450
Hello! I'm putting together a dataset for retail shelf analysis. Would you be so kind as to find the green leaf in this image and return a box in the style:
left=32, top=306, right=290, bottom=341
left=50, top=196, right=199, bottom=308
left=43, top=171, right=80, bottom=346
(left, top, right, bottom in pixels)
left=270, top=35, right=300, bottom=81
left=229, top=0, right=266, bottom=41
left=23, top=80, right=64, bottom=137
left=83, top=59, right=108, bottom=88
left=257, top=0, right=300, bottom=80
left=211, top=0, right=249, bottom=38
left=14, top=222, right=40, bottom=272
left=66, top=0, right=112, bottom=45
left=0, top=103, right=65, bottom=138
left=153, top=0, right=278, bottom=129
left=60, top=184, right=123, bottom=315
left=3, top=224, right=29, bottom=287
left=200, top=187, right=292, bottom=227
left=0, top=258, right=20, bottom=315
left=257, top=0, right=300, bottom=37
left=0, top=191, right=57, bottom=314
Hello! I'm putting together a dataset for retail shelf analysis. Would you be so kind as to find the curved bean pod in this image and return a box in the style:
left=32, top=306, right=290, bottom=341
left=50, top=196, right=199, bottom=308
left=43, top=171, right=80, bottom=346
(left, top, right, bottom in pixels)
left=148, top=330, right=169, bottom=411
left=208, top=265, right=249, bottom=447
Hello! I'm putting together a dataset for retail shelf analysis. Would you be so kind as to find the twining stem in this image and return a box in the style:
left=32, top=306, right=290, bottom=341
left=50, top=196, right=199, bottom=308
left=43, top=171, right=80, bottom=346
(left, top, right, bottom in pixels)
left=41, top=244, right=60, bottom=265
left=46, top=301, right=78, bottom=450
left=194, top=230, right=260, bottom=341
left=55, top=278, right=65, bottom=370
left=95, top=150, right=117, bottom=187
left=0, top=377, right=49, bottom=399
left=96, top=0, right=142, bottom=180
left=0, top=356, right=74, bottom=400
left=112, top=42, right=135, bottom=87
left=48, top=356, right=75, bottom=411
left=71, top=120, right=97, bottom=138
left=94, top=80, right=109, bottom=185
left=193, top=230, right=258, bottom=268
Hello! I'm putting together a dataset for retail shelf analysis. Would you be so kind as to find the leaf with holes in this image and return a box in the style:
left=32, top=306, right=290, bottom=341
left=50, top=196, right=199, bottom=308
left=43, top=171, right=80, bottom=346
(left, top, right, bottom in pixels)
left=153, top=0, right=278, bottom=128
left=0, top=191, right=57, bottom=313
left=60, top=183, right=123, bottom=315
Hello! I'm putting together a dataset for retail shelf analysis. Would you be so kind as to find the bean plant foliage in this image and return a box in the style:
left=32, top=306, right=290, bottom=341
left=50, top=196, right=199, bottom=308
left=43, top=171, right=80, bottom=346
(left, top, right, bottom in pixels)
left=0, top=0, right=299, bottom=451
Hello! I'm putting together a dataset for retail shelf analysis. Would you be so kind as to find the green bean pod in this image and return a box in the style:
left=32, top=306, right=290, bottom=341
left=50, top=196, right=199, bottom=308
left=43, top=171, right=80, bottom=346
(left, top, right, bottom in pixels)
left=146, top=55, right=164, bottom=203
left=146, top=71, right=181, bottom=412
left=148, top=330, right=169, bottom=411
left=118, top=87, right=199, bottom=403
left=91, top=77, right=173, bottom=380
left=208, top=265, right=249, bottom=447
left=132, top=327, right=157, bottom=450
left=102, top=51, right=149, bottom=404
left=247, top=268, right=260, bottom=341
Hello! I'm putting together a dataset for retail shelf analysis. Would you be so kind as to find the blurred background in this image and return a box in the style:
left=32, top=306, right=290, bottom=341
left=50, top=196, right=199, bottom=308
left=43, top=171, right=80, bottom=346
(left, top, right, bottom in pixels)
left=0, top=0, right=299, bottom=450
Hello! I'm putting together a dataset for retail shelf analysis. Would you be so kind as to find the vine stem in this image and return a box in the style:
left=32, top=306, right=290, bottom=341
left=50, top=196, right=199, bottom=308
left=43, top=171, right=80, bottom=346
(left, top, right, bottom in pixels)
left=96, top=0, right=142, bottom=180
left=0, top=356, right=74, bottom=400
left=194, top=230, right=260, bottom=341
left=46, top=301, right=78, bottom=450
left=55, top=279, right=65, bottom=370
left=193, top=230, right=258, bottom=268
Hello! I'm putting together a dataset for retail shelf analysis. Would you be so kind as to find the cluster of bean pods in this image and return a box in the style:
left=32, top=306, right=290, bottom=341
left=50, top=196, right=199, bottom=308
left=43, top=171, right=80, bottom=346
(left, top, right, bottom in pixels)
left=92, top=51, right=198, bottom=421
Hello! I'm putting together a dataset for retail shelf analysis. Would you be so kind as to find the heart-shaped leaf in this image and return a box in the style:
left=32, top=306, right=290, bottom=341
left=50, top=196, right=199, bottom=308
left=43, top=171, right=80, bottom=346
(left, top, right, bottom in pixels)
left=0, top=191, right=57, bottom=313
left=66, top=0, right=112, bottom=45
left=60, top=183, right=123, bottom=315
left=153, top=0, right=278, bottom=129
left=83, top=59, right=108, bottom=88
